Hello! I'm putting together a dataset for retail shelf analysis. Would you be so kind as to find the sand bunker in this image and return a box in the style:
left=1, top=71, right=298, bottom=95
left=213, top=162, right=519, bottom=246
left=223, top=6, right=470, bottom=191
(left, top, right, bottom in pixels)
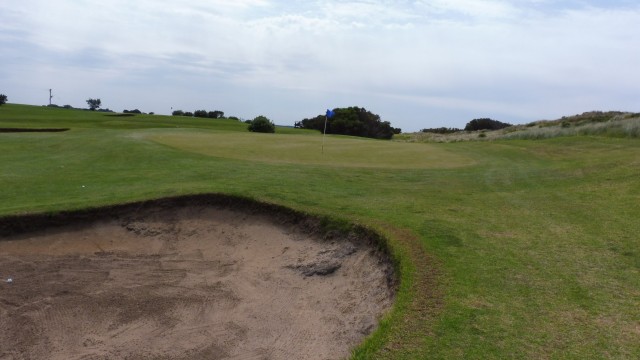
left=0, top=198, right=394, bottom=360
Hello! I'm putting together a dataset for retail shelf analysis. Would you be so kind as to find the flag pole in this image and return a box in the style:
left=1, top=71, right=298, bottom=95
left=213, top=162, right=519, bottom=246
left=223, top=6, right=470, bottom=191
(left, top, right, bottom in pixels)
left=322, top=114, right=328, bottom=154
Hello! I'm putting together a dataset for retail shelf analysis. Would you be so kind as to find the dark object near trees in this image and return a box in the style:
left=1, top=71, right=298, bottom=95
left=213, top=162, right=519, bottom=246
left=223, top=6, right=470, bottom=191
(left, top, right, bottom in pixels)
left=86, top=98, right=101, bottom=111
left=248, top=116, right=275, bottom=133
left=296, top=106, right=400, bottom=140
left=464, top=118, right=512, bottom=131
left=0, top=94, right=7, bottom=106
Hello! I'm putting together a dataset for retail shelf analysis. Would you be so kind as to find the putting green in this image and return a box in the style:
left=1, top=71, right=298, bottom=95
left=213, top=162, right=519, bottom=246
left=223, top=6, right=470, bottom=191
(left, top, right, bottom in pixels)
left=147, top=130, right=475, bottom=169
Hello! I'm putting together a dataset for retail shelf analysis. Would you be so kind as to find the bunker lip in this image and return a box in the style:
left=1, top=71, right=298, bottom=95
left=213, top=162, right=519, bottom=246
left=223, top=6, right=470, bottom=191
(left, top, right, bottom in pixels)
left=0, top=128, right=70, bottom=133
left=0, top=194, right=397, bottom=360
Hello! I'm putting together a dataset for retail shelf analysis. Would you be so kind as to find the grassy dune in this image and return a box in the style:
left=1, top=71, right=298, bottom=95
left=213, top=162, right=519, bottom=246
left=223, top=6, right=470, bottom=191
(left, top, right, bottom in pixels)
left=1, top=104, right=639, bottom=359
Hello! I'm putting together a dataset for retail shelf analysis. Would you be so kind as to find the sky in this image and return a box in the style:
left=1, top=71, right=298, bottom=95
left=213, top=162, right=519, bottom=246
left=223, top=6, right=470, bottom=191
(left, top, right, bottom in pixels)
left=1, top=0, right=639, bottom=131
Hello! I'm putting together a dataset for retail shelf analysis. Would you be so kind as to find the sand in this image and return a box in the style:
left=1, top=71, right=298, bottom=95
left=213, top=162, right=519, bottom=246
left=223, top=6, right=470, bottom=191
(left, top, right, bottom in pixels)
left=0, top=202, right=394, bottom=360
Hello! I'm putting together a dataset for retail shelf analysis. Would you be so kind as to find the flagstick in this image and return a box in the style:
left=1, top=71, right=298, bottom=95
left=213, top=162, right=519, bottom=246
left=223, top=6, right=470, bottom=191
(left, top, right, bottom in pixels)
left=322, top=115, right=328, bottom=154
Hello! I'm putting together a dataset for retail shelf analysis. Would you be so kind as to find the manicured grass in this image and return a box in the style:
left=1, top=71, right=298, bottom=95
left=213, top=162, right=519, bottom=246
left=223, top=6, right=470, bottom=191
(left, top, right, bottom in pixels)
left=2, top=104, right=640, bottom=358
left=149, top=130, right=475, bottom=168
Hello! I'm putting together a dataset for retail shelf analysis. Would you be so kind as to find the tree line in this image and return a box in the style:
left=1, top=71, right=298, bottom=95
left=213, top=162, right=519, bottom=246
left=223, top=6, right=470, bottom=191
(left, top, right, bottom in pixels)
left=422, top=118, right=513, bottom=133
left=172, top=109, right=225, bottom=119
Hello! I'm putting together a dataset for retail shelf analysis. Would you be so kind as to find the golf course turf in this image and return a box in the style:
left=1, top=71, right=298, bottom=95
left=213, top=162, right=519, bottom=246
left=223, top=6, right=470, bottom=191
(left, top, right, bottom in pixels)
left=1, top=104, right=639, bottom=359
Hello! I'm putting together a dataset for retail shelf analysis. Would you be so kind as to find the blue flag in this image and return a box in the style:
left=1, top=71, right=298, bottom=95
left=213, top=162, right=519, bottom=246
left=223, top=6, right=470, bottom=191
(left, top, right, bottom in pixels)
left=326, top=109, right=335, bottom=119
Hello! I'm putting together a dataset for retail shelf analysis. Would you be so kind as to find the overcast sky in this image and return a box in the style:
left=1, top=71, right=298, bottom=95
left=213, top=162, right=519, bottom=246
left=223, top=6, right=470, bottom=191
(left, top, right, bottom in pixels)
left=1, top=1, right=639, bottom=131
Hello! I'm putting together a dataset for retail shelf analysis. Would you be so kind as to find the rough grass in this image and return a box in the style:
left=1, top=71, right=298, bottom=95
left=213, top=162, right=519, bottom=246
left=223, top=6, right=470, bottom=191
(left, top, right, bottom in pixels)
left=2, top=104, right=640, bottom=359
left=399, top=111, right=640, bottom=143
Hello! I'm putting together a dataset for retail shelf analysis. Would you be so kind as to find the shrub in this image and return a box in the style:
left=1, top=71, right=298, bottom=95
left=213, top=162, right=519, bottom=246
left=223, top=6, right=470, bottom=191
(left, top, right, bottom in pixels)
left=464, top=118, right=512, bottom=131
left=297, top=106, right=399, bottom=139
left=0, top=94, right=7, bottom=106
left=172, top=110, right=184, bottom=116
left=422, top=127, right=462, bottom=134
left=248, top=115, right=275, bottom=133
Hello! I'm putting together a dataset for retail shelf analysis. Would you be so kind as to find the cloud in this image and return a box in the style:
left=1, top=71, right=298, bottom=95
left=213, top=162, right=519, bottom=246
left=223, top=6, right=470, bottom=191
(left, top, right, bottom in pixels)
left=1, top=1, right=639, bottom=130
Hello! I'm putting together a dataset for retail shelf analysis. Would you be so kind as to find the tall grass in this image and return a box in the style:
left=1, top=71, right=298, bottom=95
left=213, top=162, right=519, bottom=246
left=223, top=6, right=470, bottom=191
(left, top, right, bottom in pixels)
left=399, top=113, right=640, bottom=143
left=500, top=115, right=640, bottom=140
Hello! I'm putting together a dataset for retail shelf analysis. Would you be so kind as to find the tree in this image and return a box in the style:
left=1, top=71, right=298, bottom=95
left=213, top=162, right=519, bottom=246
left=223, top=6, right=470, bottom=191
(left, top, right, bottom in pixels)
left=194, top=109, right=208, bottom=118
left=297, top=106, right=399, bottom=139
left=172, top=110, right=184, bottom=116
left=86, top=98, right=101, bottom=111
left=0, top=94, right=7, bottom=106
left=464, top=118, right=512, bottom=131
left=248, top=115, right=275, bottom=133
left=208, top=110, right=224, bottom=119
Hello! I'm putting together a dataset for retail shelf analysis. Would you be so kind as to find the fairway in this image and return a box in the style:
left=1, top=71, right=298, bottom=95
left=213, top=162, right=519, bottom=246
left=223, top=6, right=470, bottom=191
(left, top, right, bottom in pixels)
left=1, top=104, right=640, bottom=359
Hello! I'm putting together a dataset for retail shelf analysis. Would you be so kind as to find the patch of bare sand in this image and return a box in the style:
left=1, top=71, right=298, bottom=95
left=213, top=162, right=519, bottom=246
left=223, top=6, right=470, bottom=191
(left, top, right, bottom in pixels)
left=0, top=205, right=394, bottom=360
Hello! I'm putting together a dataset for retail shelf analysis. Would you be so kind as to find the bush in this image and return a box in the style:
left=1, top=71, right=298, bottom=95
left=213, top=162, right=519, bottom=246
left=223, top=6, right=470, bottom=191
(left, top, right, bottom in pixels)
left=422, top=127, right=461, bottom=134
left=297, top=106, right=399, bottom=139
left=123, top=109, right=142, bottom=114
left=0, top=94, right=7, bottom=106
left=464, top=118, right=512, bottom=131
left=184, top=112, right=194, bottom=117
left=172, top=110, right=184, bottom=116
left=248, top=116, right=275, bottom=133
